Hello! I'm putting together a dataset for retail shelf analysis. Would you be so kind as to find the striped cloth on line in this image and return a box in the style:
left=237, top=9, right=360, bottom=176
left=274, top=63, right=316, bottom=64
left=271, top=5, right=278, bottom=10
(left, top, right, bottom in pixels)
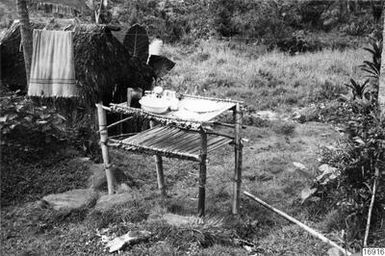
left=28, top=29, right=78, bottom=97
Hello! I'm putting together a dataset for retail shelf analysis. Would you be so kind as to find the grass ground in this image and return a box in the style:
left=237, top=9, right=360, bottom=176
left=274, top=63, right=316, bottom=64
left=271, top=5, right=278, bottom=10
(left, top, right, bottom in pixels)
left=1, top=40, right=372, bottom=255
left=162, top=40, right=367, bottom=111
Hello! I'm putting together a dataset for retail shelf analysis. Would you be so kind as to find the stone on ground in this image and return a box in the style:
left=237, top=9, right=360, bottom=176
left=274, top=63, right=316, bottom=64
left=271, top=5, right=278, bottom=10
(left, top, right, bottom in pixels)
left=292, top=162, right=307, bottom=171
left=106, top=230, right=151, bottom=253
left=95, top=192, right=135, bottom=210
left=252, top=110, right=278, bottom=121
left=88, top=164, right=134, bottom=191
left=162, top=213, right=199, bottom=226
left=42, top=189, right=97, bottom=211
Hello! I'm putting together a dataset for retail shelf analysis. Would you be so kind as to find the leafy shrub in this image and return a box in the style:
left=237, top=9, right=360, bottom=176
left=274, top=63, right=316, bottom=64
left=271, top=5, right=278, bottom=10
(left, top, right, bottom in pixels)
left=276, top=30, right=323, bottom=54
left=109, top=0, right=382, bottom=49
left=210, top=0, right=298, bottom=47
left=360, top=36, right=382, bottom=80
left=314, top=79, right=346, bottom=102
left=340, top=16, right=376, bottom=37
left=0, top=92, right=68, bottom=156
left=344, top=79, right=369, bottom=100
left=118, top=0, right=213, bottom=43
left=313, top=100, right=385, bottom=247
left=306, top=32, right=385, bottom=247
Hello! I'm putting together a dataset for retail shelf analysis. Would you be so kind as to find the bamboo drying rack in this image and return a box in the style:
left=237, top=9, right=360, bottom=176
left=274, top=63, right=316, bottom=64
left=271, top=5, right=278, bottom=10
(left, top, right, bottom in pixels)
left=96, top=91, right=244, bottom=216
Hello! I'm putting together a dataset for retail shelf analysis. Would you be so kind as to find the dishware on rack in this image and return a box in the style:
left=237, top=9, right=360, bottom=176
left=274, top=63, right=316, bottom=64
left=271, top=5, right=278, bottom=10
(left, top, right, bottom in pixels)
left=144, top=90, right=154, bottom=97
left=181, top=99, right=223, bottom=113
left=139, top=96, right=169, bottom=114
left=164, top=90, right=179, bottom=111
left=153, top=86, right=163, bottom=97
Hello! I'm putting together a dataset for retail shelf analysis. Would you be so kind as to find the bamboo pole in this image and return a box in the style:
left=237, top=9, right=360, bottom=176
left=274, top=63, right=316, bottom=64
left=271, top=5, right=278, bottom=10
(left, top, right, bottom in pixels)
left=204, top=130, right=235, bottom=140
left=119, top=88, right=133, bottom=135
left=363, top=165, right=380, bottom=246
left=232, top=103, right=243, bottom=215
left=109, top=132, right=138, bottom=139
left=127, top=88, right=133, bottom=107
left=212, top=121, right=247, bottom=129
left=16, top=0, right=33, bottom=88
left=96, top=102, right=116, bottom=195
left=243, top=191, right=352, bottom=256
left=365, top=7, right=385, bottom=244
left=97, top=105, right=112, bottom=111
left=96, top=116, right=134, bottom=133
left=150, top=120, right=166, bottom=196
left=198, top=128, right=208, bottom=217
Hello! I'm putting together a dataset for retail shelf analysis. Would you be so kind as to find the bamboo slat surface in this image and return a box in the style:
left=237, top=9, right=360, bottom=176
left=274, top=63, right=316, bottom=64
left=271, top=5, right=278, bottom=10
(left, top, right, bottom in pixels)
left=109, top=95, right=237, bottom=130
left=108, top=126, right=232, bottom=162
left=181, top=94, right=244, bottom=104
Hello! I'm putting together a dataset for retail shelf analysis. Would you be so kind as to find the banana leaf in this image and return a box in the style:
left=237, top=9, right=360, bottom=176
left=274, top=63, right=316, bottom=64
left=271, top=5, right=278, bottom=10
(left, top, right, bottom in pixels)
left=363, top=47, right=376, bottom=56
left=123, top=24, right=149, bottom=64
left=148, top=55, right=175, bottom=79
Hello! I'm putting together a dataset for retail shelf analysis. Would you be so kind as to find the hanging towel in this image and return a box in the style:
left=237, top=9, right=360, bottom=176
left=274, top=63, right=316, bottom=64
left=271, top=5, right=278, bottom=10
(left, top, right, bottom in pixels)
left=28, top=29, right=78, bottom=97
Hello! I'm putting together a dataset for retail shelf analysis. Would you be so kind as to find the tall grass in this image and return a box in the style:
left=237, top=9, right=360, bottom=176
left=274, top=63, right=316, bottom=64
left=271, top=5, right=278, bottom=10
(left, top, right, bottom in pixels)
left=162, top=40, right=368, bottom=111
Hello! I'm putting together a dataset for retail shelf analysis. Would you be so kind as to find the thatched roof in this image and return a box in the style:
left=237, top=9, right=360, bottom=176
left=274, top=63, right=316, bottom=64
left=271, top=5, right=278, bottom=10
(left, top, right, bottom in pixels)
left=0, top=20, right=154, bottom=106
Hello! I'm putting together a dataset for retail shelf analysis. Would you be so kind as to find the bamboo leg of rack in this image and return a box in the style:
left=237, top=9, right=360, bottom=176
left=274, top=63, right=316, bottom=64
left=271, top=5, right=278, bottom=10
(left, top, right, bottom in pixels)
left=198, top=128, right=208, bottom=217
left=150, top=120, right=166, bottom=196
left=96, top=102, right=116, bottom=195
left=232, top=103, right=243, bottom=215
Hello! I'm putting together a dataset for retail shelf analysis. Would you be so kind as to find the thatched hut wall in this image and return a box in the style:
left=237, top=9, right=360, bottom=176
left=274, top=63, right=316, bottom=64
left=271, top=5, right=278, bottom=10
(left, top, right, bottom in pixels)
left=0, top=21, right=45, bottom=91
left=73, top=24, right=154, bottom=106
left=0, top=20, right=154, bottom=107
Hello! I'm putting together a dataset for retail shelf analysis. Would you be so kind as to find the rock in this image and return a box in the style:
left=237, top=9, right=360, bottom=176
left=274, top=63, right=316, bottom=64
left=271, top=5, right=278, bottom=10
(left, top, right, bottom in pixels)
left=117, top=183, right=131, bottom=193
left=252, top=110, right=278, bottom=121
left=88, top=164, right=134, bottom=191
left=316, top=164, right=340, bottom=185
left=95, top=192, right=134, bottom=210
left=162, top=213, right=199, bottom=226
left=327, top=247, right=356, bottom=256
left=318, top=164, right=338, bottom=174
left=42, top=189, right=97, bottom=211
left=243, top=245, right=253, bottom=253
left=327, top=247, right=342, bottom=256
left=300, top=186, right=317, bottom=204
left=293, top=115, right=306, bottom=123
left=292, top=162, right=307, bottom=171
left=106, top=230, right=151, bottom=253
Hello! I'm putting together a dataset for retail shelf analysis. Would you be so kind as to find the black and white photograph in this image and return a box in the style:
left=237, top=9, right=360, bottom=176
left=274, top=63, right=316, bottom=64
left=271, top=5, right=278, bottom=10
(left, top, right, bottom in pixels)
left=1, top=0, right=384, bottom=255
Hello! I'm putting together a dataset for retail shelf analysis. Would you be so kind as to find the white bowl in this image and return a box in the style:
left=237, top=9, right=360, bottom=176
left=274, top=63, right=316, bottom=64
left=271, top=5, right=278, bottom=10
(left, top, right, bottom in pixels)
left=139, top=97, right=169, bottom=114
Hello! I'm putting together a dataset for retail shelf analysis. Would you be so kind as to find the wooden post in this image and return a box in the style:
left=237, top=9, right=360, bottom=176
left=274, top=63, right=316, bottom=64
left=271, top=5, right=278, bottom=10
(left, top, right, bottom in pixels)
left=16, top=0, right=33, bottom=88
left=150, top=120, right=166, bottom=196
left=198, top=128, right=207, bottom=217
left=364, top=165, right=380, bottom=246
left=127, top=88, right=133, bottom=107
left=379, top=2, right=385, bottom=119
left=118, top=87, right=134, bottom=135
left=96, top=102, right=116, bottom=195
left=232, top=103, right=243, bottom=215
